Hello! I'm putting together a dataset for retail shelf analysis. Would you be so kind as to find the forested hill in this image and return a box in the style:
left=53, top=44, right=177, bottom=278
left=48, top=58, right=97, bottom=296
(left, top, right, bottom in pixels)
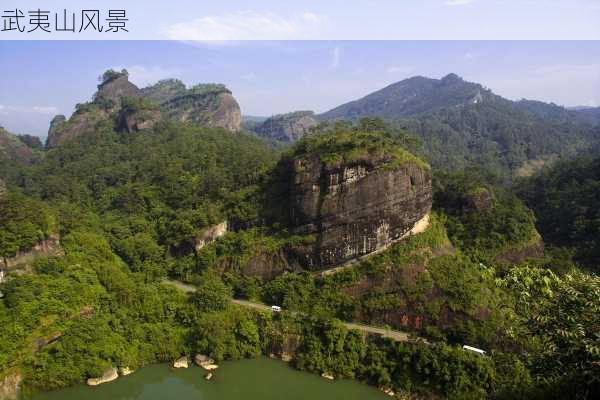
left=317, top=74, right=600, bottom=180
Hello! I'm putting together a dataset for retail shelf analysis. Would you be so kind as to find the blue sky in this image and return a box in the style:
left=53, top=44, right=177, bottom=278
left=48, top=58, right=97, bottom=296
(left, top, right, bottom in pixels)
left=1, top=41, right=599, bottom=138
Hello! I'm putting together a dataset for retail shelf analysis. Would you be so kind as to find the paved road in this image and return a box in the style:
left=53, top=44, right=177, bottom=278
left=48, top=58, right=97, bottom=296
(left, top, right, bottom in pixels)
left=164, top=279, right=425, bottom=344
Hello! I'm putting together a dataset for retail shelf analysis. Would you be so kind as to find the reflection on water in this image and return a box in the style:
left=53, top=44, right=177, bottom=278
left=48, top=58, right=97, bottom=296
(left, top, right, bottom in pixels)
left=25, top=357, right=388, bottom=400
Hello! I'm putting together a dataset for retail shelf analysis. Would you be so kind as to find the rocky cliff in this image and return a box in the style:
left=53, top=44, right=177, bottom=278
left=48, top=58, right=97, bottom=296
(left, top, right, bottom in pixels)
left=142, top=81, right=241, bottom=132
left=0, top=127, right=34, bottom=164
left=46, top=71, right=141, bottom=147
left=93, top=70, right=141, bottom=109
left=2, top=234, right=64, bottom=271
left=255, top=111, right=318, bottom=142
left=286, top=131, right=432, bottom=268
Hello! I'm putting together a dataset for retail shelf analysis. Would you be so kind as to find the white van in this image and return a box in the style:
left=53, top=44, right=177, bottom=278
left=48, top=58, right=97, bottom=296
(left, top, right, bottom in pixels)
left=271, top=305, right=282, bottom=312
left=462, top=345, right=486, bottom=355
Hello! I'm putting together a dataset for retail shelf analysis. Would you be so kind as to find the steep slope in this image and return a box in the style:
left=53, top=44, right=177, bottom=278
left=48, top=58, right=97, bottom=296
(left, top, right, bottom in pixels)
left=285, top=130, right=432, bottom=268
left=253, top=111, right=318, bottom=142
left=46, top=70, right=139, bottom=148
left=142, top=80, right=242, bottom=132
left=0, top=126, right=35, bottom=164
left=47, top=73, right=244, bottom=148
left=320, top=73, right=489, bottom=120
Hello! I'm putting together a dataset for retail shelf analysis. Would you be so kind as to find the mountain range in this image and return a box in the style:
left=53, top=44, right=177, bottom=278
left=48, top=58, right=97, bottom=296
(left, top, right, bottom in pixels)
left=247, top=73, right=600, bottom=178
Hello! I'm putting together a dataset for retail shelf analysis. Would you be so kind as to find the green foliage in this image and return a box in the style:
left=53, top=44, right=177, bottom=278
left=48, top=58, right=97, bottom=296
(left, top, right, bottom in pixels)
left=0, top=192, right=56, bottom=258
left=517, top=156, right=600, bottom=273
left=498, top=266, right=600, bottom=395
left=17, top=134, right=43, bottom=150
left=190, top=273, right=232, bottom=312
left=292, top=118, right=428, bottom=169
left=435, top=171, right=538, bottom=263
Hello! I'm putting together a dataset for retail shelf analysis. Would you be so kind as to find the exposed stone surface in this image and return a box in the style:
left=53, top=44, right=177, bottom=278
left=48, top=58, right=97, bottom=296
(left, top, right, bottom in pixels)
left=144, top=82, right=242, bottom=132
left=288, top=154, right=432, bottom=269
left=321, top=372, right=334, bottom=380
left=194, top=354, right=215, bottom=368
left=117, top=107, right=162, bottom=133
left=86, top=367, right=118, bottom=386
left=194, top=221, right=228, bottom=252
left=462, top=187, right=494, bottom=213
left=173, top=356, right=189, bottom=368
left=2, top=234, right=64, bottom=271
left=266, top=333, right=301, bottom=362
left=119, top=367, right=134, bottom=376
left=94, top=73, right=141, bottom=109
left=140, top=79, right=186, bottom=104
left=46, top=108, right=109, bottom=148
left=0, top=372, right=22, bottom=400
left=0, top=127, right=33, bottom=164
left=255, top=111, right=318, bottom=142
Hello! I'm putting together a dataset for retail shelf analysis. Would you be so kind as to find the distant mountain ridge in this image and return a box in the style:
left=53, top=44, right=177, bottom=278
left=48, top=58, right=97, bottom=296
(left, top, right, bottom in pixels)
left=320, top=73, right=493, bottom=120
left=313, top=74, right=600, bottom=178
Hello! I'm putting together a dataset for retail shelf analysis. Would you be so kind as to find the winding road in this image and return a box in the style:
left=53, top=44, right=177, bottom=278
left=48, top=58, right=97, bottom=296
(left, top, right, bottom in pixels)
left=162, top=279, right=426, bottom=344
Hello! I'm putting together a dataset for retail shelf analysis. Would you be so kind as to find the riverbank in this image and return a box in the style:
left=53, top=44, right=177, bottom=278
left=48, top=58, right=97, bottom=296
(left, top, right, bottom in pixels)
left=23, top=357, right=389, bottom=400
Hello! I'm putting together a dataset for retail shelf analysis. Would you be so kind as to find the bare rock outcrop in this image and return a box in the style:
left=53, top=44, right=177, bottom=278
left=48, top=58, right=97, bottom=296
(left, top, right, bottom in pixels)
left=287, top=133, right=432, bottom=269
left=143, top=81, right=242, bottom=132
left=255, top=111, right=318, bottom=142
left=0, top=372, right=22, bottom=400
left=194, top=221, right=228, bottom=252
left=173, top=356, right=189, bottom=368
left=86, top=367, right=118, bottom=386
left=2, top=234, right=64, bottom=271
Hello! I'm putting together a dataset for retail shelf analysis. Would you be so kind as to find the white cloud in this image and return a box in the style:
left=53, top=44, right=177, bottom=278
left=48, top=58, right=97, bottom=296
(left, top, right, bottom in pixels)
left=121, top=65, right=182, bottom=88
left=386, top=65, right=414, bottom=75
left=330, top=46, right=341, bottom=69
left=445, top=0, right=476, bottom=6
left=162, top=11, right=325, bottom=41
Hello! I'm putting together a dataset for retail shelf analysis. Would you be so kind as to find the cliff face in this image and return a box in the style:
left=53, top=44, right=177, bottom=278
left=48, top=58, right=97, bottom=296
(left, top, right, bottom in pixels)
left=0, top=127, right=34, bottom=164
left=46, top=73, right=141, bottom=147
left=288, top=144, right=432, bottom=269
left=143, top=82, right=242, bottom=132
left=255, top=111, right=318, bottom=142
left=163, top=91, right=241, bottom=132
left=94, top=74, right=141, bottom=109
left=46, top=107, right=109, bottom=148
left=2, top=234, right=64, bottom=271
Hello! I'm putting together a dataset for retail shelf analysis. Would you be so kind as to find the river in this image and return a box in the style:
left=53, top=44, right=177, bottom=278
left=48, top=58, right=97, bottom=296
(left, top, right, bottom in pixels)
left=24, top=357, right=389, bottom=400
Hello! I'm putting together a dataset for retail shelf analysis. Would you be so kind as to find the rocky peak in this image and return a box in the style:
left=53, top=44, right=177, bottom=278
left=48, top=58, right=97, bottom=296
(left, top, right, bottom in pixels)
left=140, top=79, right=186, bottom=104
left=286, top=130, right=432, bottom=268
left=94, top=69, right=141, bottom=109
left=255, top=110, right=318, bottom=142
left=157, top=84, right=241, bottom=132
left=439, top=73, right=463, bottom=85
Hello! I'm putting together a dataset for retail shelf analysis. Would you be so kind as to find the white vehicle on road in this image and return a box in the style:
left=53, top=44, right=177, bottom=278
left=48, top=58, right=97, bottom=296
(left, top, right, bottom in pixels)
left=271, top=305, right=282, bottom=312
left=462, top=345, right=486, bottom=355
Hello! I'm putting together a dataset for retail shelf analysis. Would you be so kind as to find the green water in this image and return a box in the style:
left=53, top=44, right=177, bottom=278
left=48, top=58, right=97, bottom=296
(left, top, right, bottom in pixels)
left=25, top=357, right=388, bottom=400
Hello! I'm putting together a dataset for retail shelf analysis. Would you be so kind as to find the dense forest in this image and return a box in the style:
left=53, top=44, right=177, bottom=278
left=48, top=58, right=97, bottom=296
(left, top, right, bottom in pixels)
left=0, top=74, right=599, bottom=399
